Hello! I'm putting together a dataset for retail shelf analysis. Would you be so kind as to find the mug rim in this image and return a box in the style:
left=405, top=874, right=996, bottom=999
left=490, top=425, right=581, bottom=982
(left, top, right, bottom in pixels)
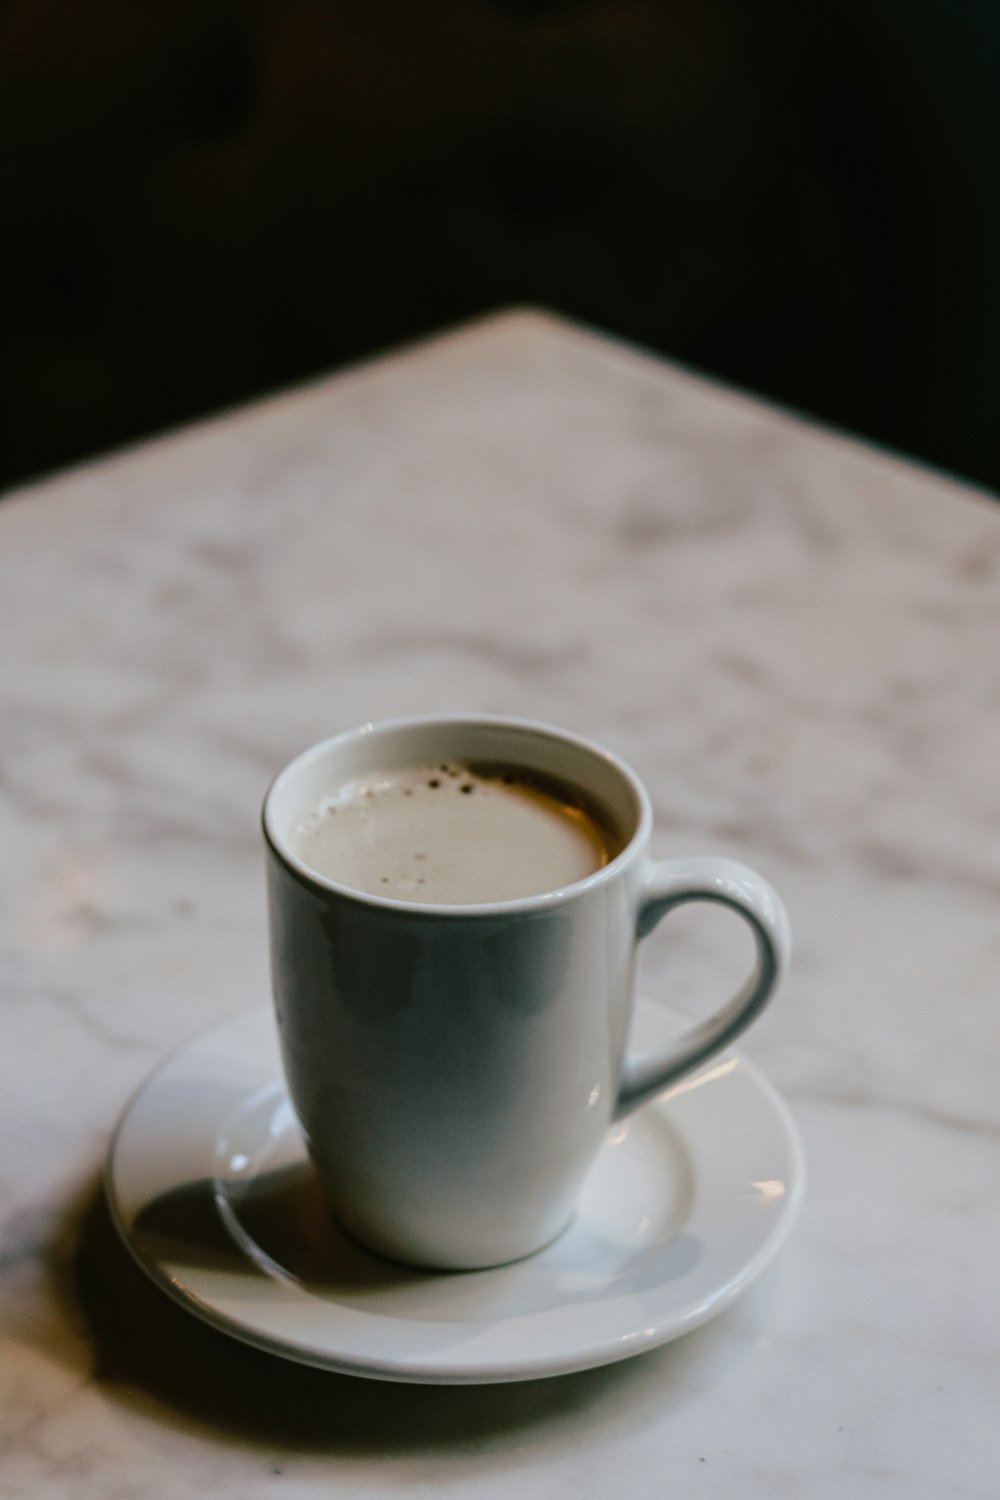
left=262, top=713, right=652, bottom=917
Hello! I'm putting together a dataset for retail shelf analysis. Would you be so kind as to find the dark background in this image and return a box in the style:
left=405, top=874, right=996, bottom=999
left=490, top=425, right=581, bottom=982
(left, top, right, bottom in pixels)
left=2, top=0, right=998, bottom=492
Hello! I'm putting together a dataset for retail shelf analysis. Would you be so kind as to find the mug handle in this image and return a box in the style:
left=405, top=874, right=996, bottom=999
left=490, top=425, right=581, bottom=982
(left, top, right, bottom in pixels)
left=615, top=856, right=791, bottom=1119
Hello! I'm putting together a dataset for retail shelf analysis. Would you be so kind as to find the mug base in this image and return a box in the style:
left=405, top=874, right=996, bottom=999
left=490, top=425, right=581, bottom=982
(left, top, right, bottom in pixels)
left=329, top=1202, right=579, bottom=1274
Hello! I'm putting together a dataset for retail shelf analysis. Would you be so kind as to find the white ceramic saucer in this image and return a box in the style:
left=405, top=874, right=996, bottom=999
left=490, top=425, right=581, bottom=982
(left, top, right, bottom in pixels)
left=106, top=1002, right=804, bottom=1384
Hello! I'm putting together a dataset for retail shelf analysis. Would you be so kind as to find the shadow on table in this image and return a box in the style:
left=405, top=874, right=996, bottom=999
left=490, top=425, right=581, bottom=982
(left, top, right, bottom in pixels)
left=50, top=1174, right=757, bottom=1457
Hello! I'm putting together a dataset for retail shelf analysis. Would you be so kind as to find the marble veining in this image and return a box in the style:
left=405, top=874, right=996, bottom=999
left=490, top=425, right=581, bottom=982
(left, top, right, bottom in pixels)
left=2, top=309, right=999, bottom=1496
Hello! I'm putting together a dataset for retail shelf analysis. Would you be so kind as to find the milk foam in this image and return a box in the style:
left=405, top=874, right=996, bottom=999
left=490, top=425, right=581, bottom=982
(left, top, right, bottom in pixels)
left=288, top=760, right=622, bottom=904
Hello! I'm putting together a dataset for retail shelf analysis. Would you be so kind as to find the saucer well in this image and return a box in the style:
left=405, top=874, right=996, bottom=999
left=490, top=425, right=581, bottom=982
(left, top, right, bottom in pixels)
left=106, top=1002, right=804, bottom=1384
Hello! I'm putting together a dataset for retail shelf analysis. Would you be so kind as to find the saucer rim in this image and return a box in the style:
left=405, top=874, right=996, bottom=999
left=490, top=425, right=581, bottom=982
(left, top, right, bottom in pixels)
left=105, top=1005, right=806, bottom=1384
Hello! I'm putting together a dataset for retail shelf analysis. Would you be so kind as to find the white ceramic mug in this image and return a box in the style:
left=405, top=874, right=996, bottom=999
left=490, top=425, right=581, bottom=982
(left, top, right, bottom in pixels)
left=263, top=715, right=791, bottom=1270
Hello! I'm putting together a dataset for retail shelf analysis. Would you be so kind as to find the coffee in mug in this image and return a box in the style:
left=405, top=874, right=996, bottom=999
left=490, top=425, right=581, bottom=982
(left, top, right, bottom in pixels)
left=286, top=760, right=625, bottom=904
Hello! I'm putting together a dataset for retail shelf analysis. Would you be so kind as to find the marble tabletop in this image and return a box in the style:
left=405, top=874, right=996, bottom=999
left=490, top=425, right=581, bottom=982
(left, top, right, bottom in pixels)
left=2, top=310, right=998, bottom=1498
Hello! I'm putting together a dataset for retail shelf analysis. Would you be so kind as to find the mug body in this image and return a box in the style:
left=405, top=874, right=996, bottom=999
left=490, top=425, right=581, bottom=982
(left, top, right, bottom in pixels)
left=263, top=715, right=650, bottom=1269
